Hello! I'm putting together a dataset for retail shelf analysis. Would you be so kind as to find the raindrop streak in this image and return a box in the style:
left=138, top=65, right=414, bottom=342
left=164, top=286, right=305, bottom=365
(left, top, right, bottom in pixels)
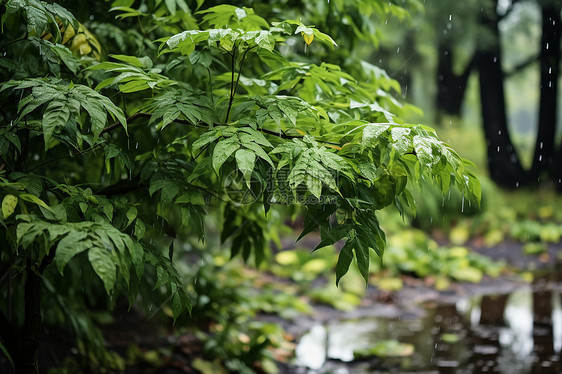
left=546, top=43, right=549, bottom=49
left=461, top=192, right=465, bottom=213
left=397, top=46, right=400, bottom=53
left=449, top=15, right=452, bottom=21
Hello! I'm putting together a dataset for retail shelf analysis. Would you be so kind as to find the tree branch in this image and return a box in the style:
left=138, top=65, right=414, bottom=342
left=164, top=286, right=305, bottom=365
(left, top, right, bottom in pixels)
left=26, top=144, right=102, bottom=172
left=94, top=174, right=143, bottom=197
left=100, top=112, right=147, bottom=135
left=505, top=54, right=540, bottom=77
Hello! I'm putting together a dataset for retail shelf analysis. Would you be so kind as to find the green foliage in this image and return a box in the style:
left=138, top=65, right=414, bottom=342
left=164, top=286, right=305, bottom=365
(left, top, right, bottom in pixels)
left=0, top=0, right=481, bottom=371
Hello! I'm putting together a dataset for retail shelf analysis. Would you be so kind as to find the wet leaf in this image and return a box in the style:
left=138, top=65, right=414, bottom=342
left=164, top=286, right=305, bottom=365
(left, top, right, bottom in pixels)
left=2, top=195, right=18, bottom=219
left=354, top=340, right=414, bottom=358
left=88, top=246, right=117, bottom=294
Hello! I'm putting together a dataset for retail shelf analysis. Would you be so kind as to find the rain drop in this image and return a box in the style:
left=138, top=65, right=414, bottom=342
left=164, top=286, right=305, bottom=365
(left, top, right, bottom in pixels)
left=546, top=43, right=549, bottom=49
left=497, top=146, right=500, bottom=153
left=498, top=130, right=502, bottom=135
left=449, top=15, right=452, bottom=21
left=397, top=46, right=400, bottom=53
left=461, top=193, right=465, bottom=213
left=540, top=142, right=543, bottom=149
left=539, top=155, right=543, bottom=161
left=549, top=67, right=552, bottom=74
left=135, top=142, right=139, bottom=149
left=558, top=179, right=561, bottom=184
left=493, top=57, right=497, bottom=63
left=385, top=19, right=388, bottom=24
left=549, top=81, right=552, bottom=88
left=515, top=182, right=519, bottom=187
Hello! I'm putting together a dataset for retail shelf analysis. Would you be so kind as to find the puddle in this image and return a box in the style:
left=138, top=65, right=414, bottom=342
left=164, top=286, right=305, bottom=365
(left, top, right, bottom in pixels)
left=294, top=281, right=562, bottom=373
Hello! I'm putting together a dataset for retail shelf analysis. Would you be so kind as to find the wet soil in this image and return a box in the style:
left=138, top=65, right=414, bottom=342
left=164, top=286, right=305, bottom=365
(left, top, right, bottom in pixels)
left=285, top=242, right=562, bottom=374
left=3, top=241, right=561, bottom=374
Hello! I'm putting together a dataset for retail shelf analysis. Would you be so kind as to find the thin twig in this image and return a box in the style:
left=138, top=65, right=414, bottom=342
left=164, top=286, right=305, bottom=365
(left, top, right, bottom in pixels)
left=232, top=46, right=254, bottom=98
left=0, top=36, right=27, bottom=51
left=26, top=144, right=103, bottom=172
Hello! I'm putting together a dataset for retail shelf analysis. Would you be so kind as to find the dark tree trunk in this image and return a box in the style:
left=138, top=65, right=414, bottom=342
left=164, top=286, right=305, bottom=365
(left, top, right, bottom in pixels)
left=6, top=263, right=42, bottom=374
left=10, top=263, right=43, bottom=374
left=476, top=3, right=527, bottom=188
left=436, top=43, right=474, bottom=117
left=532, top=4, right=561, bottom=184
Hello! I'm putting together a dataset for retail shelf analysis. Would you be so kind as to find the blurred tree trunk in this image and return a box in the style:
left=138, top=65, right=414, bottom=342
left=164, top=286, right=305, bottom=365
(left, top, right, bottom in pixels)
left=532, top=3, right=561, bottom=186
left=436, top=43, right=474, bottom=118
left=476, top=2, right=527, bottom=188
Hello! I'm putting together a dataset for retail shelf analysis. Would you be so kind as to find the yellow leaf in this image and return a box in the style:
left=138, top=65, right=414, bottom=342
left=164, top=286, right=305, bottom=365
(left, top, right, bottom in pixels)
left=326, top=144, right=342, bottom=150
left=79, top=42, right=92, bottom=55
left=62, top=25, right=76, bottom=44
left=70, top=33, right=87, bottom=51
left=2, top=195, right=18, bottom=219
left=301, top=32, right=314, bottom=45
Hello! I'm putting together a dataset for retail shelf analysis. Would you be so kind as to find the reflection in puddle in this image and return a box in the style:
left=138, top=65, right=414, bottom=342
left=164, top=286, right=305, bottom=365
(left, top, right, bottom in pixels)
left=500, top=287, right=534, bottom=358
left=294, top=283, right=562, bottom=373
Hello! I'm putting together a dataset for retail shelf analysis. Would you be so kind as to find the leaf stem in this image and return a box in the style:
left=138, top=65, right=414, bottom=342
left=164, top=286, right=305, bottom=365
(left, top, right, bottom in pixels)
left=225, top=46, right=237, bottom=123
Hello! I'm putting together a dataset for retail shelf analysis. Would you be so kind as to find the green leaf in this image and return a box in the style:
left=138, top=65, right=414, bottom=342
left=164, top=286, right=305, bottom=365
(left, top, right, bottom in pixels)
left=235, top=148, right=256, bottom=186
left=88, top=246, right=117, bottom=295
left=297, top=204, right=337, bottom=241
left=212, top=138, right=240, bottom=174
left=336, top=242, right=353, bottom=286
left=126, top=206, right=138, bottom=227
left=19, top=193, right=50, bottom=209
left=130, top=242, right=144, bottom=279
left=2, top=195, right=18, bottom=219
left=42, top=100, right=71, bottom=149
left=55, top=231, right=90, bottom=274
left=315, top=224, right=351, bottom=251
